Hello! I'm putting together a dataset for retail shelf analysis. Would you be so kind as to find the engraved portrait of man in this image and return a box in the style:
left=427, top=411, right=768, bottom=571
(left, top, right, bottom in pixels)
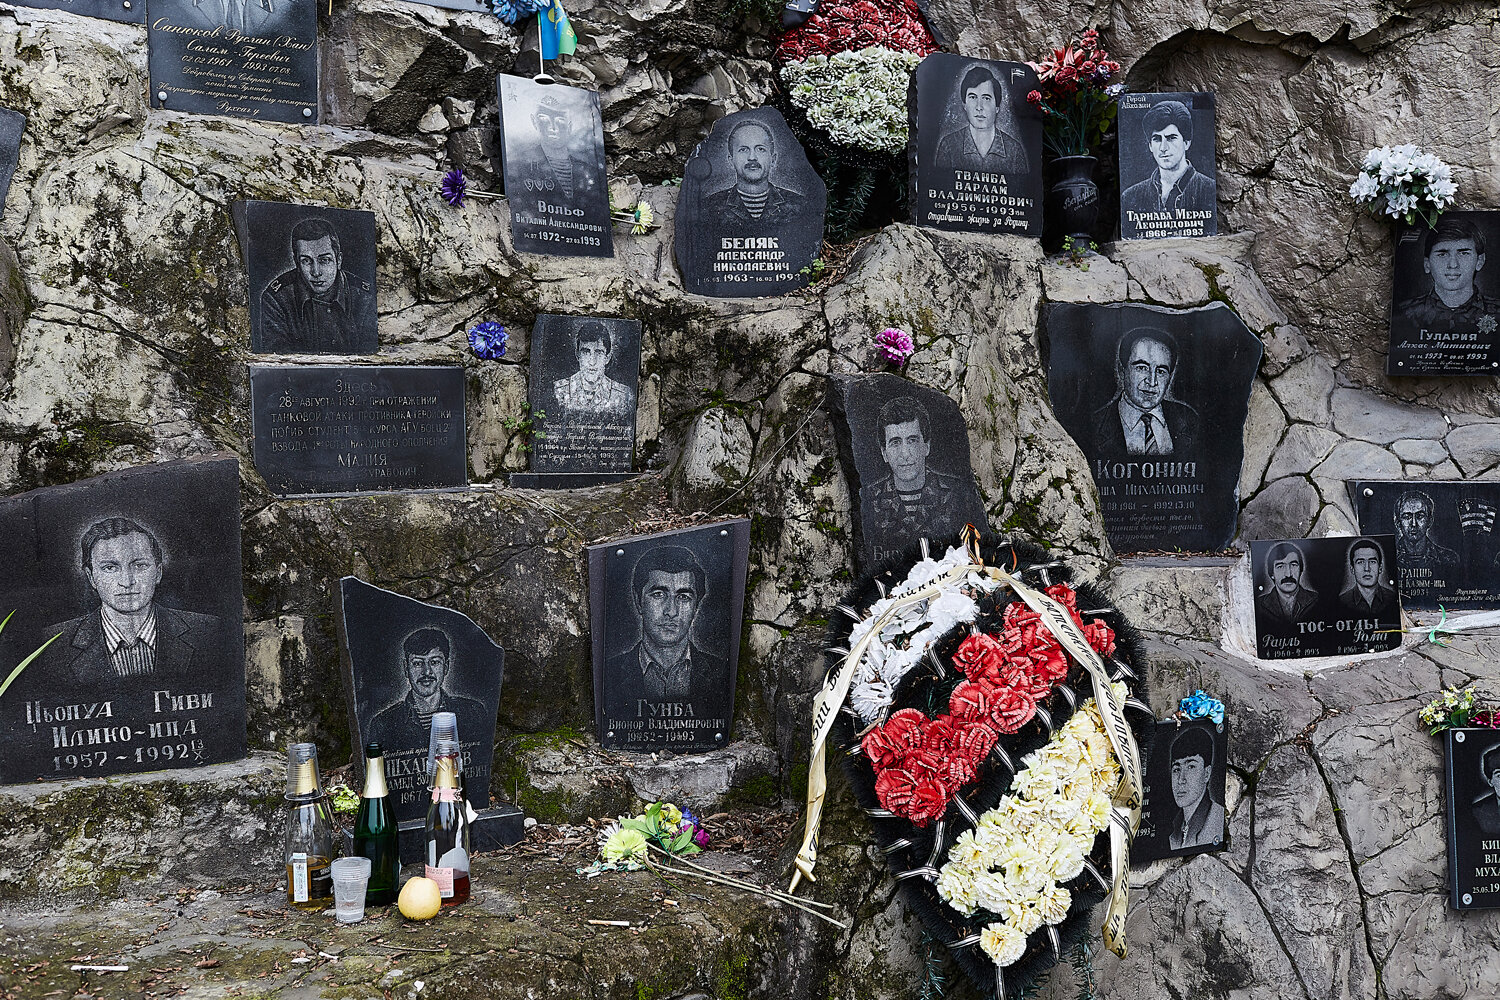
left=509, top=92, right=604, bottom=205
left=45, top=517, right=230, bottom=687
left=258, top=216, right=375, bottom=354
left=862, top=395, right=985, bottom=558
left=1337, top=538, right=1397, bottom=617
left=1395, top=488, right=1460, bottom=581
left=185, top=0, right=278, bottom=32
left=552, top=320, right=635, bottom=418
left=1254, top=541, right=1319, bottom=630
left=367, top=627, right=489, bottom=752
left=1168, top=724, right=1224, bottom=851
left=1395, top=216, right=1500, bottom=339
left=1120, top=99, right=1215, bottom=220
left=933, top=64, right=1027, bottom=175
left=700, top=119, right=808, bottom=234
left=1473, top=743, right=1500, bottom=837
left=1089, top=327, right=1201, bottom=458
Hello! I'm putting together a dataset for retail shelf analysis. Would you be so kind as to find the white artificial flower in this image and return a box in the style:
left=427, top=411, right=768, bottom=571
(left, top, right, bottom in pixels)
left=1036, top=882, right=1072, bottom=925
left=979, top=922, right=1028, bottom=967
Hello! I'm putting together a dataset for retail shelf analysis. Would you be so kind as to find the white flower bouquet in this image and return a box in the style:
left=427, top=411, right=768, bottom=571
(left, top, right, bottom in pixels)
left=780, top=47, right=922, bottom=154
left=1348, top=144, right=1457, bottom=228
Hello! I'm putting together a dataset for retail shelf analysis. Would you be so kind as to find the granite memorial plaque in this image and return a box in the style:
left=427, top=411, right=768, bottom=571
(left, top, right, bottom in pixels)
left=1117, top=92, right=1217, bottom=241
left=146, top=0, right=318, bottom=124
left=1249, top=536, right=1402, bottom=660
left=1132, top=718, right=1228, bottom=864
left=1349, top=480, right=1500, bottom=610
left=337, top=577, right=503, bottom=826
left=675, top=107, right=826, bottom=297
left=587, top=519, right=750, bottom=752
left=909, top=52, right=1044, bottom=237
left=0, top=108, right=24, bottom=218
left=0, top=456, right=246, bottom=785
left=827, top=374, right=989, bottom=569
left=236, top=200, right=378, bottom=355
left=510, top=313, right=641, bottom=489
left=249, top=365, right=467, bottom=497
left=1389, top=212, right=1500, bottom=375
left=1445, top=728, right=1500, bottom=909
left=1046, top=302, right=1262, bottom=553
left=496, top=76, right=613, bottom=258
left=5, top=0, right=142, bottom=23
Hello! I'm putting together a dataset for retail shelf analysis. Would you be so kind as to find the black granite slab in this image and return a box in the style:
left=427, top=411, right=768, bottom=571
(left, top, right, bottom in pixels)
left=528, top=313, right=641, bottom=474
left=1131, top=718, right=1228, bottom=864
left=1117, top=92, right=1218, bottom=241
left=0, top=108, right=24, bottom=218
left=1445, top=728, right=1500, bottom=909
left=6, top=0, right=142, bottom=23
left=1349, top=480, right=1500, bottom=610
left=1248, top=536, right=1402, bottom=660
left=1389, top=213, right=1500, bottom=375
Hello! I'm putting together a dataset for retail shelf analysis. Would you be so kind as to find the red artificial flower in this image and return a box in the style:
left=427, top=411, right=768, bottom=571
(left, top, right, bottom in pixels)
left=1080, top=27, right=1099, bottom=47
left=955, top=721, right=998, bottom=765
left=906, top=774, right=951, bottom=826
left=989, top=684, right=1038, bottom=734
left=875, top=766, right=919, bottom=814
left=773, top=0, right=938, bottom=63
left=1474, top=710, right=1500, bottom=729
left=953, top=631, right=1007, bottom=681
left=920, top=715, right=961, bottom=757
left=1027, top=89, right=1043, bottom=107
left=1083, top=620, right=1116, bottom=656
left=861, top=708, right=927, bottom=769
left=949, top=679, right=992, bottom=723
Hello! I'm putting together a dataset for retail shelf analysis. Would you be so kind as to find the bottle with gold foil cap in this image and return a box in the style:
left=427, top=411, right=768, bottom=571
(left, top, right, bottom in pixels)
left=353, top=742, right=399, bottom=906
left=283, top=742, right=334, bottom=910
left=424, top=737, right=471, bottom=906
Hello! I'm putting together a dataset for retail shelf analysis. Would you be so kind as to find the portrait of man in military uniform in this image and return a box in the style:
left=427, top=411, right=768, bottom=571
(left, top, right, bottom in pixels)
left=1394, top=216, right=1500, bottom=340
left=933, top=64, right=1028, bottom=175
left=510, top=92, right=604, bottom=206
left=552, top=320, right=635, bottom=418
left=251, top=208, right=378, bottom=355
left=1395, top=488, right=1460, bottom=584
left=700, top=119, right=808, bottom=235
left=1119, top=99, right=1216, bottom=224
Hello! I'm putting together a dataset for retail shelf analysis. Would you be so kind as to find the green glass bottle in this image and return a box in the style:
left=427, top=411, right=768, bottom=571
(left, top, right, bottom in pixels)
left=352, top=742, right=400, bottom=906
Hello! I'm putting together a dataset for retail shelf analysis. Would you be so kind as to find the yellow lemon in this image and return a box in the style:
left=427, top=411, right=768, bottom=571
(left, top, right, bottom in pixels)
left=397, top=877, right=442, bottom=920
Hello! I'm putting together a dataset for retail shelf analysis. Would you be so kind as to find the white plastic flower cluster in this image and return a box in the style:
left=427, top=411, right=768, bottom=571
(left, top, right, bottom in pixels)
left=846, top=545, right=1002, bottom=723
left=934, top=693, right=1124, bottom=968
left=1348, top=144, right=1457, bottom=222
left=781, top=47, right=923, bottom=154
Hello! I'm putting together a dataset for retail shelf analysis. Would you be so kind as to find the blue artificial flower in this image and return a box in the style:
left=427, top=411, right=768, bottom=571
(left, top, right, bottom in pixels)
left=680, top=808, right=699, bottom=829
left=468, top=321, right=508, bottom=359
left=440, top=167, right=468, bottom=208
left=1178, top=690, right=1224, bottom=726
left=491, top=0, right=543, bottom=25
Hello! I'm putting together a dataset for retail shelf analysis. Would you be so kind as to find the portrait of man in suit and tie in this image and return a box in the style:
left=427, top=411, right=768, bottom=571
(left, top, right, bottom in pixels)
left=1089, top=327, right=1201, bottom=458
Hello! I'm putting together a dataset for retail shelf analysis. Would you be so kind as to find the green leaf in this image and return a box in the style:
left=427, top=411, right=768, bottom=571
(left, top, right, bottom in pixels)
left=620, top=818, right=653, bottom=834
left=670, top=829, right=694, bottom=852
left=0, top=628, right=61, bottom=702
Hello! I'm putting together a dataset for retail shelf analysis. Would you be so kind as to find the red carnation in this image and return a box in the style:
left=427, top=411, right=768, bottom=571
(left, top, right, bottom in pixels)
left=1083, top=620, right=1116, bottom=656
left=949, top=680, right=992, bottom=723
left=933, top=753, right=977, bottom=793
left=990, top=684, right=1038, bottom=734
left=905, top=774, right=951, bottom=826
left=955, top=722, right=998, bottom=765
left=920, top=715, right=960, bottom=757
left=954, top=631, right=1007, bottom=681
left=874, top=767, right=919, bottom=814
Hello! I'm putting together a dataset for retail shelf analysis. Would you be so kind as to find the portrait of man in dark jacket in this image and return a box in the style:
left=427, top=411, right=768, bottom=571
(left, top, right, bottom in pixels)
left=258, top=216, right=375, bottom=354
left=1089, top=327, right=1200, bottom=459
left=1120, top=99, right=1215, bottom=221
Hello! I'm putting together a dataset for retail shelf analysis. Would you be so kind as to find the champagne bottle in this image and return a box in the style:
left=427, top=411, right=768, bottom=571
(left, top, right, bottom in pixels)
left=283, top=742, right=333, bottom=911
left=424, top=737, right=471, bottom=906
left=352, top=742, right=400, bottom=906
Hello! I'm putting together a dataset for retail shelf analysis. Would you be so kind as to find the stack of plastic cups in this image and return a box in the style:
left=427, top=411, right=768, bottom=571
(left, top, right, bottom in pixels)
left=426, top=712, right=459, bottom=786
left=329, top=856, right=372, bottom=923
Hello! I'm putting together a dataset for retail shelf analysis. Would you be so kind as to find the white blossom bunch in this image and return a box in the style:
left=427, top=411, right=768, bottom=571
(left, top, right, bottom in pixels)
left=781, top=47, right=922, bottom=154
left=934, top=693, right=1124, bottom=969
left=846, top=545, right=1003, bottom=723
left=1348, top=144, right=1457, bottom=228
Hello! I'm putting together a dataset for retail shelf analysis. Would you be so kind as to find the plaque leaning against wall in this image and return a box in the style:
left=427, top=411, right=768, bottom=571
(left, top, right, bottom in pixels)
left=1350, top=480, right=1500, bottom=611
left=1445, top=728, right=1500, bottom=910
left=1389, top=212, right=1500, bottom=375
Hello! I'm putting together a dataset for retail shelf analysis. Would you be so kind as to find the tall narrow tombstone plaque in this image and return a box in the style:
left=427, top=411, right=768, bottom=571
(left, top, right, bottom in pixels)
left=1046, top=302, right=1262, bottom=553
left=0, top=456, right=246, bottom=784
left=909, top=52, right=1044, bottom=237
left=675, top=107, right=826, bottom=297
left=1445, top=728, right=1500, bottom=909
left=587, top=520, right=750, bottom=752
left=235, top=201, right=379, bottom=355
left=5, top=0, right=142, bottom=22
left=511, top=314, right=642, bottom=489
left=496, top=76, right=614, bottom=258
left=337, top=578, right=504, bottom=826
left=1131, top=718, right=1228, bottom=864
left=1117, top=92, right=1218, bottom=240
left=147, top=0, right=318, bottom=124
left=827, top=374, right=988, bottom=570
left=0, top=108, right=23, bottom=218
left=1389, top=212, right=1500, bottom=375
left=1248, top=536, right=1402, bottom=660
left=249, top=365, right=468, bottom=497
left=1349, top=480, right=1500, bottom=610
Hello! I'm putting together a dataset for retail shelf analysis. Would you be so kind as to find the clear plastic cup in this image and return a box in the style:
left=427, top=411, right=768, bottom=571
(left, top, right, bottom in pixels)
left=426, top=712, right=458, bottom=784
left=330, top=856, right=372, bottom=923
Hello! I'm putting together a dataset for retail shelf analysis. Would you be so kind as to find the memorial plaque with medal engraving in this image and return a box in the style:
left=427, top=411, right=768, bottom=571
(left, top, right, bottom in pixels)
left=1132, top=718, right=1228, bottom=864
left=1350, top=480, right=1500, bottom=610
left=1444, top=728, right=1500, bottom=910
left=1249, top=536, right=1402, bottom=660
left=146, top=0, right=319, bottom=123
left=1389, top=212, right=1500, bottom=375
left=587, top=520, right=750, bottom=752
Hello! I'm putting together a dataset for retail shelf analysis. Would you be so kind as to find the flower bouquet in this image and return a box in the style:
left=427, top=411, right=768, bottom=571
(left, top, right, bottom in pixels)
left=1349, top=144, right=1457, bottom=228
left=1420, top=685, right=1500, bottom=736
left=1025, top=29, right=1122, bottom=159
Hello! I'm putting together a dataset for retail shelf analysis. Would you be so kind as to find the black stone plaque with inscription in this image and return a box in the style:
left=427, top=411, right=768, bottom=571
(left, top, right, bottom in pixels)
left=147, top=0, right=319, bottom=124
left=909, top=52, right=1044, bottom=237
left=5, top=0, right=142, bottom=22
left=496, top=76, right=613, bottom=258
left=0, top=108, right=24, bottom=218
left=1117, top=92, right=1217, bottom=241
left=827, top=374, right=988, bottom=571
left=337, top=577, right=503, bottom=827
left=249, top=365, right=468, bottom=497
left=587, top=520, right=749, bottom=752
left=0, top=456, right=246, bottom=785
left=1350, top=480, right=1500, bottom=610
left=675, top=107, right=826, bottom=297
left=1389, top=213, right=1500, bottom=375
left=1249, top=536, right=1402, bottom=660
left=1444, top=728, right=1500, bottom=910
left=1046, top=302, right=1261, bottom=553
left=1132, top=718, right=1228, bottom=864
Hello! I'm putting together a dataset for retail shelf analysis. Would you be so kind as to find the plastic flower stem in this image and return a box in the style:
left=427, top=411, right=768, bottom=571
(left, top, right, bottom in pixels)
left=644, top=852, right=850, bottom=929
left=648, top=846, right=840, bottom=910
left=609, top=211, right=659, bottom=231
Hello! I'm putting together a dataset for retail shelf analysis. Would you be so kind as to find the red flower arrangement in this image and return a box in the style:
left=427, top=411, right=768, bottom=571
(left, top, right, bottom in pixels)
left=1024, top=28, right=1123, bottom=158
left=861, top=584, right=1116, bottom=826
left=775, top=0, right=938, bottom=62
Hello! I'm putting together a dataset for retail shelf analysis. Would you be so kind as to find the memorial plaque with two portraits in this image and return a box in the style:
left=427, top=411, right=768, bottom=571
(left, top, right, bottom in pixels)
left=0, top=457, right=246, bottom=785
left=497, top=76, right=614, bottom=258
left=1045, top=301, right=1262, bottom=553
left=1389, top=212, right=1500, bottom=375
left=1445, top=728, right=1500, bottom=910
left=909, top=52, right=1044, bottom=237
left=587, top=520, right=750, bottom=752
left=1132, top=718, right=1229, bottom=865
left=146, top=0, right=319, bottom=123
left=1248, top=536, right=1402, bottom=660
left=1350, top=480, right=1500, bottom=610
left=1117, top=92, right=1218, bottom=241
left=236, top=200, right=378, bottom=355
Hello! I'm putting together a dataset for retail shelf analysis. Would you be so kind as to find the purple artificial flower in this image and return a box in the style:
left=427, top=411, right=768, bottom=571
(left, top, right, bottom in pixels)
left=875, top=327, right=915, bottom=366
left=440, top=168, right=468, bottom=208
left=468, top=321, right=508, bottom=359
left=693, top=826, right=710, bottom=848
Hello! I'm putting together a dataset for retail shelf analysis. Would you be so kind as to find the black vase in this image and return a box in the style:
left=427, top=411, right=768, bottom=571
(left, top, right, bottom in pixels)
left=1047, top=154, right=1100, bottom=244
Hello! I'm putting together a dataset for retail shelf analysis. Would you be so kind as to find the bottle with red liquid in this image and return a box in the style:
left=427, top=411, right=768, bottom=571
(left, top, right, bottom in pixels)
left=424, top=737, right=471, bottom=906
